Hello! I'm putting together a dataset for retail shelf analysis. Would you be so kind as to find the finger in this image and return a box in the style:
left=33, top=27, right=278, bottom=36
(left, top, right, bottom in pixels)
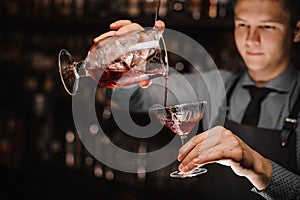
left=178, top=142, right=226, bottom=173
left=178, top=140, right=218, bottom=171
left=177, top=135, right=204, bottom=162
left=179, top=136, right=243, bottom=173
left=93, top=31, right=116, bottom=43
left=178, top=144, right=224, bottom=173
left=178, top=127, right=235, bottom=172
left=139, top=80, right=152, bottom=88
left=192, top=128, right=237, bottom=163
left=110, top=20, right=133, bottom=30
left=194, top=147, right=241, bottom=166
left=194, top=127, right=226, bottom=157
left=154, top=20, right=165, bottom=29
left=177, top=126, right=223, bottom=161
left=115, top=23, right=144, bottom=36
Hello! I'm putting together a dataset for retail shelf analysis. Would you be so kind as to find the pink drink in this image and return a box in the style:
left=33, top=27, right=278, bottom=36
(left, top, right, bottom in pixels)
left=86, top=50, right=165, bottom=89
left=164, top=118, right=199, bottom=137
left=153, top=102, right=206, bottom=138
left=87, top=66, right=153, bottom=88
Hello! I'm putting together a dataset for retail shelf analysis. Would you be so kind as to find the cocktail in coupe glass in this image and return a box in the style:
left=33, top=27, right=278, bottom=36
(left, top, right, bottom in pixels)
left=58, top=28, right=168, bottom=95
left=152, top=101, right=207, bottom=178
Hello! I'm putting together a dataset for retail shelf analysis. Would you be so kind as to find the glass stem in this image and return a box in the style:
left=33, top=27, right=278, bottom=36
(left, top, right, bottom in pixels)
left=180, top=136, right=188, bottom=146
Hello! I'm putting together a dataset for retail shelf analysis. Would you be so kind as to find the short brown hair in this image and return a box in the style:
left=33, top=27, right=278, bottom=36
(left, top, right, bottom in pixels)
left=232, top=0, right=300, bottom=27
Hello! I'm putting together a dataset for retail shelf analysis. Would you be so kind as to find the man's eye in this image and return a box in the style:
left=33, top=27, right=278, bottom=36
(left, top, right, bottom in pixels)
left=261, top=25, right=275, bottom=29
left=237, top=23, right=247, bottom=28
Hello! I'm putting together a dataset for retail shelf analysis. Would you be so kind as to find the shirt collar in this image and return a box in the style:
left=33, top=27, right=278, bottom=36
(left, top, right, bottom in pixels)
left=240, top=64, right=298, bottom=93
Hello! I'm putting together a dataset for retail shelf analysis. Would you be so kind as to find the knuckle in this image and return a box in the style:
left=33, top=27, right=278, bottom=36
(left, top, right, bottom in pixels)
left=236, top=148, right=243, bottom=159
left=222, top=129, right=232, bottom=137
left=132, top=23, right=143, bottom=29
left=181, top=159, right=189, bottom=166
left=231, top=138, right=239, bottom=147
left=195, top=143, right=203, bottom=152
left=191, top=135, right=200, bottom=146
left=120, top=19, right=131, bottom=24
left=216, top=149, right=225, bottom=157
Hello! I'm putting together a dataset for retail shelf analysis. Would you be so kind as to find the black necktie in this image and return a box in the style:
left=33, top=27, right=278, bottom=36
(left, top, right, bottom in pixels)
left=241, top=86, right=271, bottom=126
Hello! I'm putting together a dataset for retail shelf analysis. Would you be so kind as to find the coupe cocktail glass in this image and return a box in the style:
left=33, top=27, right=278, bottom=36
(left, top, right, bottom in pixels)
left=152, top=101, right=207, bottom=178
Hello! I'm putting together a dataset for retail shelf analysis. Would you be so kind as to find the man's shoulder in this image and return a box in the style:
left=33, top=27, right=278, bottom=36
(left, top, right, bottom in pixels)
left=217, top=69, right=242, bottom=85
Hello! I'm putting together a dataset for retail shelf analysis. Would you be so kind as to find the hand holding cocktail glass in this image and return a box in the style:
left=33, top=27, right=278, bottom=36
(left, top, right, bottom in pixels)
left=152, top=101, right=208, bottom=178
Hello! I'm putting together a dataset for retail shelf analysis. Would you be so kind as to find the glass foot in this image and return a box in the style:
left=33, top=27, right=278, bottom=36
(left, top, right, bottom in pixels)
left=170, top=167, right=207, bottom=178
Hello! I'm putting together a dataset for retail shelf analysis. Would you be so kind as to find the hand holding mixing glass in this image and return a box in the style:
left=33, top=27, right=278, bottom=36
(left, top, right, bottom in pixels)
left=58, top=1, right=167, bottom=95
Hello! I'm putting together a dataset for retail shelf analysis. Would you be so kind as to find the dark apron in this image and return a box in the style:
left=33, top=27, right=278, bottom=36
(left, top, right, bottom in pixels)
left=213, top=120, right=297, bottom=200
left=198, top=77, right=298, bottom=200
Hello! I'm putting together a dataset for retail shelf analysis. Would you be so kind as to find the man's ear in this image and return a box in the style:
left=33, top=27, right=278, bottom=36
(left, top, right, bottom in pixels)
left=293, top=20, right=300, bottom=43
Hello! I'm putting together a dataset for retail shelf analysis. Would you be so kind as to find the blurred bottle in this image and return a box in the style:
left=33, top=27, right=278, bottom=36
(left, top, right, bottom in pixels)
left=127, top=0, right=141, bottom=17
left=187, top=0, right=204, bottom=20
left=0, top=112, right=25, bottom=170
left=218, top=0, right=232, bottom=18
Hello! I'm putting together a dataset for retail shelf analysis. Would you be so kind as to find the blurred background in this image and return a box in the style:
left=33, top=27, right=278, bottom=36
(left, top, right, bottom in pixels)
left=0, top=0, right=292, bottom=199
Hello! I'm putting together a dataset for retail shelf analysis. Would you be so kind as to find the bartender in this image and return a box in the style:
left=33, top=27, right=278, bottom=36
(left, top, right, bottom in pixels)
left=94, top=0, right=300, bottom=199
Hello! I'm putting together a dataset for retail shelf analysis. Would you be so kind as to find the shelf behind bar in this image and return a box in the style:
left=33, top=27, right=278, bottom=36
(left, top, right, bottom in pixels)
left=1, top=16, right=233, bottom=32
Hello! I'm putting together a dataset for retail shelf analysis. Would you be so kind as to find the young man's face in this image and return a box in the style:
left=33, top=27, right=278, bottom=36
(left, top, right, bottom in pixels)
left=234, top=0, right=293, bottom=80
